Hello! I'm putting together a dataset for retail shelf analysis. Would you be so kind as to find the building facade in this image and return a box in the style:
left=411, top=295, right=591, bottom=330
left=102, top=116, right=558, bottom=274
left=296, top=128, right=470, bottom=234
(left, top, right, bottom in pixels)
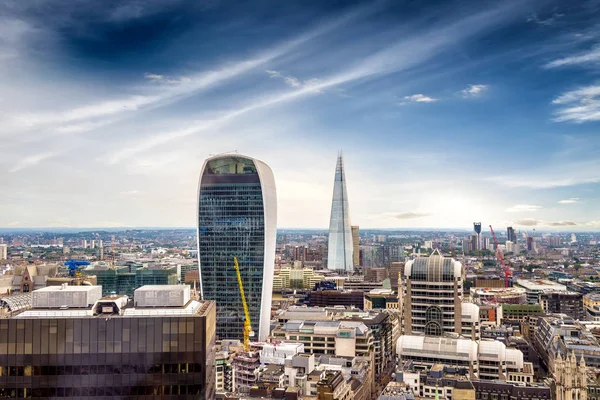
left=402, top=251, right=464, bottom=336
left=197, top=154, right=277, bottom=341
left=327, top=154, right=353, bottom=272
left=0, top=285, right=216, bottom=398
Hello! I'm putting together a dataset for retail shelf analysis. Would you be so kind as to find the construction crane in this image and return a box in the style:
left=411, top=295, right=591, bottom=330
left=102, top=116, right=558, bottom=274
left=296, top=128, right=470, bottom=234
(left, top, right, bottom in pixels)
left=233, top=256, right=254, bottom=352
left=489, top=225, right=512, bottom=287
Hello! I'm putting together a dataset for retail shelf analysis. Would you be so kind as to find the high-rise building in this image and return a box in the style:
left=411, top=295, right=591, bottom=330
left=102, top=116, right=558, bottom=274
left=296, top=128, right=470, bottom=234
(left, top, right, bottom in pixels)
left=401, top=250, right=464, bottom=336
left=473, top=222, right=482, bottom=250
left=327, top=153, right=353, bottom=272
left=507, top=227, right=517, bottom=243
left=351, top=225, right=360, bottom=267
left=470, top=234, right=478, bottom=253
left=527, top=236, right=535, bottom=252
left=0, top=285, right=216, bottom=398
left=0, top=244, right=7, bottom=260
left=197, top=154, right=276, bottom=341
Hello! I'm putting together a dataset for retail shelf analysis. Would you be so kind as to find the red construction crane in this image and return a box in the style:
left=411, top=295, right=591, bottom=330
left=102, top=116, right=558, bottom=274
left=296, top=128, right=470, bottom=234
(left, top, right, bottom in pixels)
left=489, top=225, right=512, bottom=287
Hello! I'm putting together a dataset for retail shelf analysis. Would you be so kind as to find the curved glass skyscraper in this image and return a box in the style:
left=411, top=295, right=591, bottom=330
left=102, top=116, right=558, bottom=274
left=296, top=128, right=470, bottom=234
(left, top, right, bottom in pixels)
left=197, top=155, right=276, bottom=341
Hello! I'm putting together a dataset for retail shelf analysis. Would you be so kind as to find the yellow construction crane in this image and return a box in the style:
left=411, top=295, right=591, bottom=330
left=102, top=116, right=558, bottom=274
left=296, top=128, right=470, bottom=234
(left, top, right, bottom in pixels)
left=233, top=257, right=254, bottom=352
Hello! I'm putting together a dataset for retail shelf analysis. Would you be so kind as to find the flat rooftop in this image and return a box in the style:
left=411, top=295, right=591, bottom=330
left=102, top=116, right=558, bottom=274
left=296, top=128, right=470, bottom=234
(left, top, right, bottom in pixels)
left=516, top=279, right=566, bottom=291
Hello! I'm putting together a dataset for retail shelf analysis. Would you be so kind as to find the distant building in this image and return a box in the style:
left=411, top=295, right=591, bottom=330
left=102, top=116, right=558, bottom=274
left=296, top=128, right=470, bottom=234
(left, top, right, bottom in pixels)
left=309, top=289, right=364, bottom=309
left=352, top=226, right=360, bottom=267
left=515, top=279, right=567, bottom=304
left=197, top=154, right=276, bottom=341
left=507, top=227, right=517, bottom=243
left=0, top=285, right=217, bottom=398
left=539, top=291, right=584, bottom=320
left=0, top=244, right=7, bottom=260
left=327, top=154, right=354, bottom=272
left=527, top=236, right=535, bottom=252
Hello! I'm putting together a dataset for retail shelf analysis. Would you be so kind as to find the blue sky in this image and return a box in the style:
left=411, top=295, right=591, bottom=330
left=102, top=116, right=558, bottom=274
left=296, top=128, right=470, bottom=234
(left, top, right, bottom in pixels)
left=1, top=0, right=600, bottom=230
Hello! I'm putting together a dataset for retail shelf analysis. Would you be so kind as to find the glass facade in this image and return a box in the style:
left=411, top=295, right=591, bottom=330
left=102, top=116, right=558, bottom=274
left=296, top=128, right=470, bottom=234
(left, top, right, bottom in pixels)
left=0, top=309, right=216, bottom=399
left=198, top=156, right=275, bottom=341
left=327, top=154, right=353, bottom=271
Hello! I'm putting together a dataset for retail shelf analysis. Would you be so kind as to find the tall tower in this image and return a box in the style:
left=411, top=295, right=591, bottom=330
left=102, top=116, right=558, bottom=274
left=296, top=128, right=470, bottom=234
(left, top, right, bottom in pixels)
left=327, top=153, right=354, bottom=272
left=402, top=250, right=464, bottom=336
left=197, top=154, right=277, bottom=341
left=473, top=222, right=482, bottom=251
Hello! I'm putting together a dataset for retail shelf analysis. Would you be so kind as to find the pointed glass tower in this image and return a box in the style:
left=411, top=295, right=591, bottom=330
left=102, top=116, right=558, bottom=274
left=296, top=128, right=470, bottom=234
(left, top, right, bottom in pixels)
left=327, top=153, right=354, bottom=271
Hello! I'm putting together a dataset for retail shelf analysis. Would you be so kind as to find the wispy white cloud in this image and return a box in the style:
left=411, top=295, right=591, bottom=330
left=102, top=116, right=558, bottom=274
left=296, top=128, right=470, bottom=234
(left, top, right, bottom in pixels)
left=461, top=84, right=488, bottom=97
left=9, top=152, right=57, bottom=173
left=5, top=5, right=374, bottom=137
left=506, top=204, right=542, bottom=213
left=526, top=12, right=564, bottom=26
left=558, top=198, right=580, bottom=204
left=515, top=219, right=576, bottom=227
left=266, top=70, right=320, bottom=91
left=378, top=211, right=432, bottom=220
left=402, top=94, right=438, bottom=103
left=545, top=46, right=600, bottom=68
left=552, top=84, right=600, bottom=123
left=108, top=4, right=525, bottom=163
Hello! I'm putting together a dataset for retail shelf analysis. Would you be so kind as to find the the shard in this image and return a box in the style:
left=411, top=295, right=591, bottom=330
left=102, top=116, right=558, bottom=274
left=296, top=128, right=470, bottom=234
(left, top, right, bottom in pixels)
left=327, top=153, right=354, bottom=271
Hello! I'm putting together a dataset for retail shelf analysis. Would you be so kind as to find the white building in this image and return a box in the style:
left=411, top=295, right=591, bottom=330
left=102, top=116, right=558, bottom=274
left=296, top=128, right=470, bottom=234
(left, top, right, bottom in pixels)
left=0, top=244, right=7, bottom=260
left=396, top=335, right=526, bottom=380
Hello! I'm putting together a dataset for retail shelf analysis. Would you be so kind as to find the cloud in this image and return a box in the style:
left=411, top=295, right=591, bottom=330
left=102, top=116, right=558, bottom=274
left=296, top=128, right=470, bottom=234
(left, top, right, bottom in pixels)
left=526, top=12, right=564, bottom=26
left=558, top=198, right=580, bottom=204
left=9, top=152, right=57, bottom=173
left=515, top=219, right=576, bottom=227
left=505, top=204, right=542, bottom=213
left=382, top=212, right=432, bottom=220
left=461, top=84, right=488, bottom=97
left=119, top=190, right=142, bottom=197
left=402, top=94, right=438, bottom=103
left=547, top=221, right=577, bottom=226
left=544, top=46, right=600, bottom=68
left=552, top=85, right=600, bottom=123
left=5, top=5, right=373, bottom=137
left=266, top=70, right=320, bottom=91
left=144, top=72, right=191, bottom=85
left=109, top=4, right=525, bottom=163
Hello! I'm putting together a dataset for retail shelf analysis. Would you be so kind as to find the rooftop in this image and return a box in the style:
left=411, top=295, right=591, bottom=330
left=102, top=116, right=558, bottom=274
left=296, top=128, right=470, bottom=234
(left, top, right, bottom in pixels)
left=516, top=279, right=566, bottom=291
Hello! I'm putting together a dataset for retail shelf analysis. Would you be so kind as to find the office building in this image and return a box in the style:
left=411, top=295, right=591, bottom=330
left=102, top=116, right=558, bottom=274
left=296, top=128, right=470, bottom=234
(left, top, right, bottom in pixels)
left=0, top=285, right=216, bottom=398
left=473, top=222, right=482, bottom=250
left=327, top=153, right=354, bottom=272
left=515, top=279, right=567, bottom=304
left=396, top=336, right=526, bottom=380
left=352, top=225, right=360, bottom=267
left=0, top=244, right=7, bottom=260
left=402, top=250, right=464, bottom=336
left=308, top=289, right=364, bottom=309
left=197, top=154, right=276, bottom=341
left=270, top=320, right=373, bottom=358
left=527, top=236, right=535, bottom=252
left=507, top=227, right=517, bottom=243
left=539, top=291, right=584, bottom=320
left=389, top=262, right=404, bottom=291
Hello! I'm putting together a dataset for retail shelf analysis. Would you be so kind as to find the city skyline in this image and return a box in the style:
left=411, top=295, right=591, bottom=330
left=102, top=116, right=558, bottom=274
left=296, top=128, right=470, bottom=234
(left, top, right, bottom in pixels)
left=2, top=0, right=600, bottom=230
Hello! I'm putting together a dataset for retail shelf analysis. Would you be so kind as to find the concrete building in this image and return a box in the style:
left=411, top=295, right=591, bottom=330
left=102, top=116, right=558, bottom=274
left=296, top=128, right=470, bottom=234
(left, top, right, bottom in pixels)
left=402, top=251, right=464, bottom=336
left=327, top=154, right=354, bottom=272
left=197, top=154, right=276, bottom=341
left=270, top=320, right=373, bottom=358
left=309, top=289, right=364, bottom=309
left=515, top=279, right=567, bottom=304
left=540, top=291, right=584, bottom=320
left=396, top=335, right=526, bottom=380
left=352, top=226, right=360, bottom=268
left=317, top=370, right=351, bottom=400
left=0, top=285, right=217, bottom=398
left=0, top=244, right=7, bottom=260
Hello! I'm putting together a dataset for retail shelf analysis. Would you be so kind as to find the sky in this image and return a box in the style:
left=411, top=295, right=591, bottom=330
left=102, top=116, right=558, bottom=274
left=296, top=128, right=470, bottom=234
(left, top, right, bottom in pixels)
left=1, top=0, right=600, bottom=231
